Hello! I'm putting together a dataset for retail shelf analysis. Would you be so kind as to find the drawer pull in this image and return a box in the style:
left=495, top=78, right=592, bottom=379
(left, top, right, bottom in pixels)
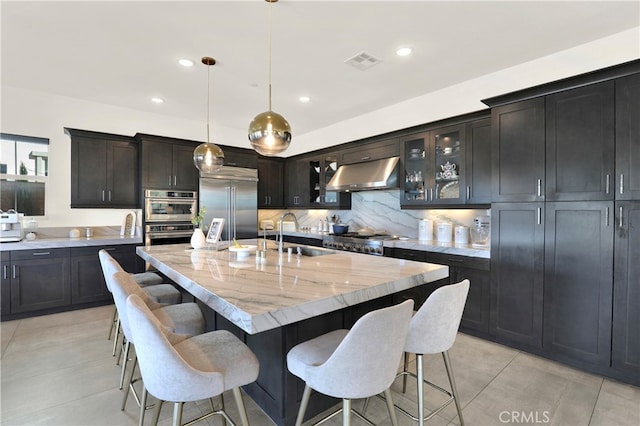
left=32, top=252, right=51, bottom=256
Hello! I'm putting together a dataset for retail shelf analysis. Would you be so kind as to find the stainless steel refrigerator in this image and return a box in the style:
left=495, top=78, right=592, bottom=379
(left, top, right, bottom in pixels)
left=199, top=166, right=258, bottom=241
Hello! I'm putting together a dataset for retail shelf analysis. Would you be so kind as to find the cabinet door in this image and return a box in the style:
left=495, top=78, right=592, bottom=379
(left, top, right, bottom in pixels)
left=432, top=125, right=465, bottom=205
left=10, top=249, right=71, bottom=313
left=1, top=260, right=10, bottom=317
left=612, top=201, right=640, bottom=376
left=490, top=203, right=544, bottom=348
left=223, top=148, right=258, bottom=169
left=492, top=98, right=545, bottom=202
left=142, top=140, right=174, bottom=188
left=107, top=139, right=139, bottom=207
left=258, top=158, right=284, bottom=208
left=465, top=118, right=492, bottom=205
left=172, top=144, right=199, bottom=191
left=71, top=136, right=108, bottom=206
left=615, top=73, right=640, bottom=200
left=543, top=201, right=613, bottom=367
left=452, top=264, right=491, bottom=335
left=285, top=160, right=309, bottom=207
left=400, top=132, right=429, bottom=206
left=70, top=251, right=111, bottom=304
left=546, top=82, right=614, bottom=201
left=339, top=138, right=399, bottom=165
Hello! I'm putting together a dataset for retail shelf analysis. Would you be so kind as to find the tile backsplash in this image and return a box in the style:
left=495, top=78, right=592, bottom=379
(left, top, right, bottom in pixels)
left=258, top=189, right=490, bottom=239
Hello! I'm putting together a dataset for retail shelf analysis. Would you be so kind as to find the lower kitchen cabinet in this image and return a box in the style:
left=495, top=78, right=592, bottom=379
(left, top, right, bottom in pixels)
left=1, top=252, right=10, bottom=317
left=10, top=248, right=71, bottom=314
left=612, top=201, right=640, bottom=379
left=490, top=203, right=544, bottom=350
left=543, top=202, right=613, bottom=368
left=70, top=245, right=139, bottom=305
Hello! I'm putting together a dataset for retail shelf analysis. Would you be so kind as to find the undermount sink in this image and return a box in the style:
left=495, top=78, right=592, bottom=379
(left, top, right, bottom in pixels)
left=271, top=245, right=336, bottom=257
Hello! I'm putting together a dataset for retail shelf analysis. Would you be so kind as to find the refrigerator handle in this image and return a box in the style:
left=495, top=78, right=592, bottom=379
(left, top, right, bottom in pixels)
left=231, top=186, right=237, bottom=240
left=226, top=186, right=232, bottom=241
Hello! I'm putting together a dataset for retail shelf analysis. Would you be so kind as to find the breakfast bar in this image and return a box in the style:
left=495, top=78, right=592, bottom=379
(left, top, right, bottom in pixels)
left=136, top=241, right=449, bottom=425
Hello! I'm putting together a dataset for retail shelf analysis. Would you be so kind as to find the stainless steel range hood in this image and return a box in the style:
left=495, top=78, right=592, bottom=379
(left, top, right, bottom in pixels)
left=326, top=157, right=399, bottom=191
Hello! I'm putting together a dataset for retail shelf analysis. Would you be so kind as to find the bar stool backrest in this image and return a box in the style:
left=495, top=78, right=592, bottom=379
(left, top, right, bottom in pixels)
left=405, top=279, right=470, bottom=355
left=109, top=270, right=161, bottom=342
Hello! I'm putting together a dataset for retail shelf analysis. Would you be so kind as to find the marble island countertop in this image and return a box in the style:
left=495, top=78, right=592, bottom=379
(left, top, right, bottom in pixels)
left=136, top=240, right=449, bottom=334
left=0, top=234, right=143, bottom=251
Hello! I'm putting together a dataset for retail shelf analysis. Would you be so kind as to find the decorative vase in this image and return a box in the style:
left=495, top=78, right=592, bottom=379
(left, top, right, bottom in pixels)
left=190, top=228, right=206, bottom=249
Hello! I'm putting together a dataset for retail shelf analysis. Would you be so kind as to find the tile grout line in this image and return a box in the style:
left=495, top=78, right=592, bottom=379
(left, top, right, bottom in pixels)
left=587, top=378, right=605, bottom=426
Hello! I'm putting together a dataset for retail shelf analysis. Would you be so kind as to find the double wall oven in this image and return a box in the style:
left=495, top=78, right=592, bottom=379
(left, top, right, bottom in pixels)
left=143, top=190, right=197, bottom=246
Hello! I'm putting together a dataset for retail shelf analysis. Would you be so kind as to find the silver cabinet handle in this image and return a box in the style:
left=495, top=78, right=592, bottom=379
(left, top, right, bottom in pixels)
left=174, top=176, right=177, bottom=186
left=466, top=186, right=471, bottom=200
left=12, top=265, right=16, bottom=279
left=3, top=265, right=7, bottom=280
left=619, top=206, right=624, bottom=228
left=361, top=156, right=371, bottom=161
left=429, top=188, right=434, bottom=201
left=101, top=190, right=105, bottom=202
left=108, top=190, right=112, bottom=202
left=537, top=207, right=542, bottom=225
left=605, top=174, right=610, bottom=195
left=169, top=176, right=172, bottom=187
left=605, top=207, right=610, bottom=227
left=537, top=179, right=542, bottom=197
left=620, top=174, right=624, bottom=195
left=33, top=252, right=51, bottom=256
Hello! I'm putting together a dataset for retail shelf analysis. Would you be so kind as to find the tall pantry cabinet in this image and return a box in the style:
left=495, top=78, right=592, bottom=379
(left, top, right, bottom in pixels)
left=485, top=61, right=640, bottom=384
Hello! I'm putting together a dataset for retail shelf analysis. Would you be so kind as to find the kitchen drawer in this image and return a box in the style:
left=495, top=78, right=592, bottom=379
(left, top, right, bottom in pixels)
left=424, top=252, right=490, bottom=271
left=10, top=248, right=70, bottom=261
left=1, top=252, right=9, bottom=262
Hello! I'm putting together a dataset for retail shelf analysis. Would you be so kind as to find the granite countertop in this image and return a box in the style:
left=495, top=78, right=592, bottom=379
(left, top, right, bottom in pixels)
left=137, top=240, right=449, bottom=334
left=0, top=234, right=143, bottom=251
left=264, top=230, right=490, bottom=259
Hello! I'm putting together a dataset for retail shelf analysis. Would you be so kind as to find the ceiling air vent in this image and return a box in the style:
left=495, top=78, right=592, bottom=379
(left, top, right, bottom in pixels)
left=344, top=51, right=382, bottom=71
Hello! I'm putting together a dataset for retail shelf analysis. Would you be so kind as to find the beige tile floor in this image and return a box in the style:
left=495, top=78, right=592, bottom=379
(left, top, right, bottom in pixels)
left=1, top=305, right=638, bottom=426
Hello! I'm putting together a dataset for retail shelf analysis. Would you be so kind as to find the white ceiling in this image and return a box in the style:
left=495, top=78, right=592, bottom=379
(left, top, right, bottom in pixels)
left=2, top=1, right=639, bottom=140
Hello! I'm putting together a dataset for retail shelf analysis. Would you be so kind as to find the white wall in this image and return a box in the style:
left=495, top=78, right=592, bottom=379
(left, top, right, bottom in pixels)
left=1, top=28, right=638, bottom=227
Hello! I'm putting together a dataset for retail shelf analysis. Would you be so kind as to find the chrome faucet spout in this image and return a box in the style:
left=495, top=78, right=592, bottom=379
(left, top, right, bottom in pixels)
left=278, top=212, right=299, bottom=253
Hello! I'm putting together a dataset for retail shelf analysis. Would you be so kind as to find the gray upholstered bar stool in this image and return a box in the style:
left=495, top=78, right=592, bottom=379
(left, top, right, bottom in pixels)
left=365, top=279, right=469, bottom=426
left=126, top=293, right=260, bottom=426
left=98, top=249, right=182, bottom=356
left=287, top=299, right=414, bottom=426
left=109, top=270, right=205, bottom=421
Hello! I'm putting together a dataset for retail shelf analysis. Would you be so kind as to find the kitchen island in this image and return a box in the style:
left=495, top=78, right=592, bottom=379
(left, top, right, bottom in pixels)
left=137, top=241, right=449, bottom=425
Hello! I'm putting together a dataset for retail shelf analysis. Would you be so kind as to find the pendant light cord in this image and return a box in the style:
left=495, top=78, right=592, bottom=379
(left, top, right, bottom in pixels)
left=268, top=0, right=273, bottom=112
left=206, top=63, right=211, bottom=143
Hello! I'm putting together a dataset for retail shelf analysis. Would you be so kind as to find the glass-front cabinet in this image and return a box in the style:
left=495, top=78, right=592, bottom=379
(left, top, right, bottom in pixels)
left=401, top=124, right=466, bottom=207
left=309, top=155, right=350, bottom=208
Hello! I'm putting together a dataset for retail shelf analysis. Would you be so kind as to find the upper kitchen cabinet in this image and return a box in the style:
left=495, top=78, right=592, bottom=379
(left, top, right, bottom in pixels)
left=285, top=153, right=350, bottom=209
left=221, top=146, right=257, bottom=169
left=137, top=134, right=199, bottom=191
left=546, top=82, right=615, bottom=201
left=257, top=156, right=285, bottom=208
left=490, top=98, right=545, bottom=202
left=465, top=118, right=492, bottom=205
left=338, top=137, right=399, bottom=165
left=616, top=73, right=640, bottom=200
left=67, top=128, right=139, bottom=208
left=401, top=124, right=467, bottom=207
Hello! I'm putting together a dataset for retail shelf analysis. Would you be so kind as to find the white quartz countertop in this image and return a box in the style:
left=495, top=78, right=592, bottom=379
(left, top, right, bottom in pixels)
left=0, top=234, right=143, bottom=251
left=136, top=240, right=449, bottom=334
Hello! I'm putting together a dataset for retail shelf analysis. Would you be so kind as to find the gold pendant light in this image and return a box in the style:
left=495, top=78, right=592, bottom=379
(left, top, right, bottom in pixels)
left=194, top=56, right=224, bottom=173
left=248, top=0, right=292, bottom=156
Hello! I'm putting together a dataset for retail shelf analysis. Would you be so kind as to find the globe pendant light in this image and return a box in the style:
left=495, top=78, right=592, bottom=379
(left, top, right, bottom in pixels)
left=193, top=56, right=224, bottom=173
left=248, top=0, right=292, bottom=156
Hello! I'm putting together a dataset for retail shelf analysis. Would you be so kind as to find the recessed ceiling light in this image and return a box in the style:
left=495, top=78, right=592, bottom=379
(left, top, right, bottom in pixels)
left=151, top=97, right=164, bottom=104
left=396, top=47, right=412, bottom=57
left=178, top=59, right=194, bottom=67
left=299, top=96, right=311, bottom=103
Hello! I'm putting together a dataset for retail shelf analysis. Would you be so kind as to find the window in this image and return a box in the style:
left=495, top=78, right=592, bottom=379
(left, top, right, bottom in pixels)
left=0, top=133, right=49, bottom=216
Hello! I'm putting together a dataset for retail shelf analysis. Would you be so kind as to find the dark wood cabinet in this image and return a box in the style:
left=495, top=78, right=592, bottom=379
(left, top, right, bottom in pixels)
left=285, top=159, right=310, bottom=207
left=138, top=135, right=199, bottom=191
left=545, top=82, right=615, bottom=201
left=615, top=73, right=640, bottom=200
left=465, top=118, right=492, bottom=205
left=491, top=98, right=545, bottom=202
left=222, top=147, right=257, bottom=169
left=1, top=252, right=9, bottom=318
left=338, top=137, right=399, bottom=165
left=612, top=201, right=640, bottom=380
left=70, top=244, right=139, bottom=305
left=258, top=157, right=285, bottom=208
left=67, top=128, right=139, bottom=208
left=10, top=248, right=71, bottom=314
left=490, top=203, right=544, bottom=349
left=285, top=155, right=350, bottom=209
left=543, top=202, right=613, bottom=367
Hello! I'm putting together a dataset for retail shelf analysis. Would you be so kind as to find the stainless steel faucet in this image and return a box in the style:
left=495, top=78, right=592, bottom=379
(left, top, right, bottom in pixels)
left=278, top=212, right=299, bottom=253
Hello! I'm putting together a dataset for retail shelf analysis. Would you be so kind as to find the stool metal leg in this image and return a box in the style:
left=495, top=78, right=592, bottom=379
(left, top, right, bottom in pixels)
left=416, top=353, right=425, bottom=426
left=342, top=399, right=351, bottom=426
left=383, top=388, right=399, bottom=426
left=442, top=351, right=464, bottom=426
left=173, top=401, right=184, bottom=426
left=139, top=387, right=147, bottom=426
left=112, top=318, right=121, bottom=356
left=402, top=352, right=409, bottom=393
left=108, top=306, right=118, bottom=340
left=295, top=384, right=312, bottom=426
left=233, top=387, right=250, bottom=426
left=151, top=400, right=163, bottom=426
left=119, top=340, right=130, bottom=389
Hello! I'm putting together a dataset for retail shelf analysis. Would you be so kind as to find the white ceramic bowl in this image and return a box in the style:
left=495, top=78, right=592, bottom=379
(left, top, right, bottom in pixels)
left=229, top=245, right=257, bottom=259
